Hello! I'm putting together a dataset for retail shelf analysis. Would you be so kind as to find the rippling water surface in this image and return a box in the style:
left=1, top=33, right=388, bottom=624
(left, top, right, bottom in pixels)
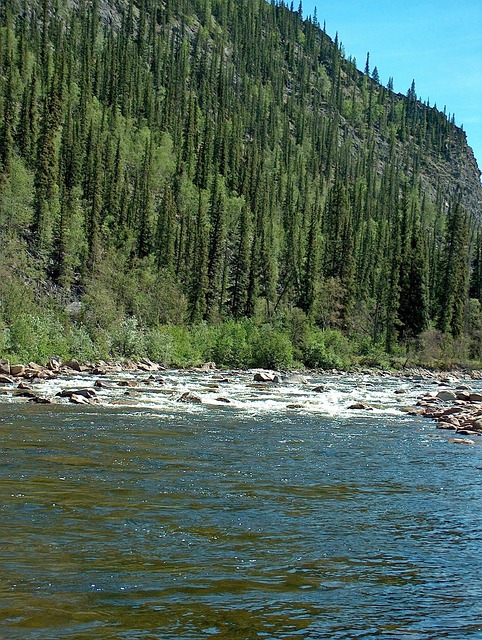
left=1, top=371, right=482, bottom=639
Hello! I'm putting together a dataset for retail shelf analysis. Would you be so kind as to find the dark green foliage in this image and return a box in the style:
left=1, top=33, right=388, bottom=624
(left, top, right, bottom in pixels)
left=0, top=0, right=480, bottom=366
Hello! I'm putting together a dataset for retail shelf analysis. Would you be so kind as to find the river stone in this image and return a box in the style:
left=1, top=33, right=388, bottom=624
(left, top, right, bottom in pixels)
left=14, top=389, right=37, bottom=398
left=57, top=388, right=97, bottom=399
left=436, top=390, right=457, bottom=401
left=0, top=374, right=14, bottom=384
left=449, top=437, right=475, bottom=445
left=456, top=392, right=471, bottom=401
left=29, top=395, right=52, bottom=404
left=254, top=371, right=278, bottom=383
left=469, top=393, right=482, bottom=402
left=64, top=359, right=82, bottom=372
left=94, top=379, right=112, bottom=388
left=10, top=364, right=26, bottom=376
left=47, top=357, right=61, bottom=371
left=312, top=385, right=326, bottom=393
left=348, top=403, right=372, bottom=410
left=69, top=393, right=90, bottom=405
left=216, top=397, right=231, bottom=403
left=177, top=391, right=202, bottom=404
left=440, top=406, right=466, bottom=416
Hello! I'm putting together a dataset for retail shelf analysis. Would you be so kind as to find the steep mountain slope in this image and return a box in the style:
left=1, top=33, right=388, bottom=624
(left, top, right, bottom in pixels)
left=0, top=0, right=481, bottom=363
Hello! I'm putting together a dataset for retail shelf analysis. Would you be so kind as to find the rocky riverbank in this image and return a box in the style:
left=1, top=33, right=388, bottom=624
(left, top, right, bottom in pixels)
left=1, top=357, right=482, bottom=444
left=410, top=386, right=482, bottom=444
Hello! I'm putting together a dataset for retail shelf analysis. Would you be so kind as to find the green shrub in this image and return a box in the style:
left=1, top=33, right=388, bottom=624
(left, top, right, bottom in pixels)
left=109, top=317, right=147, bottom=358
left=251, top=325, right=294, bottom=369
left=7, top=314, right=70, bottom=363
left=167, top=325, right=204, bottom=366
left=303, top=328, right=353, bottom=369
left=210, top=320, right=253, bottom=368
left=145, top=327, right=175, bottom=364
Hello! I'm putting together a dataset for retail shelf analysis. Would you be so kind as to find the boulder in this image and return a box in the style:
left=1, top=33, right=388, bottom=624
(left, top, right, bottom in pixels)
left=439, top=406, right=466, bottom=417
left=138, top=359, right=159, bottom=372
left=47, top=357, right=61, bottom=371
left=63, top=359, right=82, bottom=372
left=469, top=392, right=482, bottom=402
left=69, top=393, right=90, bottom=405
left=436, top=390, right=457, bottom=402
left=0, top=374, right=14, bottom=384
left=471, top=419, right=482, bottom=431
left=348, top=403, right=372, bottom=410
left=312, top=385, right=326, bottom=393
left=286, top=403, right=304, bottom=409
left=456, top=392, right=471, bottom=401
left=195, top=362, right=217, bottom=372
left=449, top=438, right=475, bottom=445
left=14, top=389, right=38, bottom=398
left=118, top=380, right=138, bottom=387
left=216, top=397, right=231, bottom=403
left=0, top=360, right=10, bottom=375
left=57, top=388, right=97, bottom=399
left=253, top=371, right=278, bottom=383
left=29, top=395, right=52, bottom=404
left=177, top=391, right=202, bottom=404
left=10, top=364, right=25, bottom=376
left=27, top=362, right=43, bottom=371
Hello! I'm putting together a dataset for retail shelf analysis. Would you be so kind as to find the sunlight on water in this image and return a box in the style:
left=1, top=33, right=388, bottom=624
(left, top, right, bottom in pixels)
left=1, top=371, right=482, bottom=638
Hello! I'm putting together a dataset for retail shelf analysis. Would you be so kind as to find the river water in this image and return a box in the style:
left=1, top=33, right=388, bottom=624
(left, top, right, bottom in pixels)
left=1, top=370, right=482, bottom=639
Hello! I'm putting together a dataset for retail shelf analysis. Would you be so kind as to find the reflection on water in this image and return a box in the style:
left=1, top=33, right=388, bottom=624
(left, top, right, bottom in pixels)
left=1, top=372, right=482, bottom=638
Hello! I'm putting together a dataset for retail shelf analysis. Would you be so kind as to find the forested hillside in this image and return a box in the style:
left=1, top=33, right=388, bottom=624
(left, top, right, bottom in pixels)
left=0, top=0, right=481, bottom=368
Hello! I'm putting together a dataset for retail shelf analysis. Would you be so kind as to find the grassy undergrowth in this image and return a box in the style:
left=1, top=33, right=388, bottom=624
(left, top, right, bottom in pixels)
left=1, top=310, right=480, bottom=371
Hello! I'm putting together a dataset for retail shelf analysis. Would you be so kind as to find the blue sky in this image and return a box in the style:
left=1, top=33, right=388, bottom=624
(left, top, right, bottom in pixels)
left=302, top=0, right=482, bottom=172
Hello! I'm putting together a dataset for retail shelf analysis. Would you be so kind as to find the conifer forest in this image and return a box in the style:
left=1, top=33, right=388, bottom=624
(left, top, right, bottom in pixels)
left=0, top=0, right=481, bottom=369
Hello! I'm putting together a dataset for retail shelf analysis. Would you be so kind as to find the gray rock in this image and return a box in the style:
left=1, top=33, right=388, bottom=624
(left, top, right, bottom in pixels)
left=10, top=364, right=26, bottom=376
left=449, top=437, right=475, bottom=445
left=253, top=371, right=278, bottom=383
left=57, top=388, right=97, bottom=399
left=177, top=391, right=202, bottom=404
left=348, top=403, right=372, bottom=410
left=69, top=393, right=90, bottom=405
left=29, top=395, right=52, bottom=404
left=63, top=359, right=82, bottom=372
left=436, top=390, right=457, bottom=401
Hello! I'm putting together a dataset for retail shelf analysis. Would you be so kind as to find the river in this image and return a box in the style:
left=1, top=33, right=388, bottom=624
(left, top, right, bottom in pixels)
left=1, top=370, right=482, bottom=638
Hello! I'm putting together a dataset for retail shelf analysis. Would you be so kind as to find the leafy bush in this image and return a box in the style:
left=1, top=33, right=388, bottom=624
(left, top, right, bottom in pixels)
left=303, top=328, right=353, bottom=369
left=109, top=317, right=147, bottom=358
left=251, top=325, right=294, bottom=369
left=210, top=320, right=253, bottom=368
left=7, top=314, right=70, bottom=363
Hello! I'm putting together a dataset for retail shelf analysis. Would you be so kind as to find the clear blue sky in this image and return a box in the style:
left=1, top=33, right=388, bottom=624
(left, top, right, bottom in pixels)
left=302, top=0, right=482, bottom=172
